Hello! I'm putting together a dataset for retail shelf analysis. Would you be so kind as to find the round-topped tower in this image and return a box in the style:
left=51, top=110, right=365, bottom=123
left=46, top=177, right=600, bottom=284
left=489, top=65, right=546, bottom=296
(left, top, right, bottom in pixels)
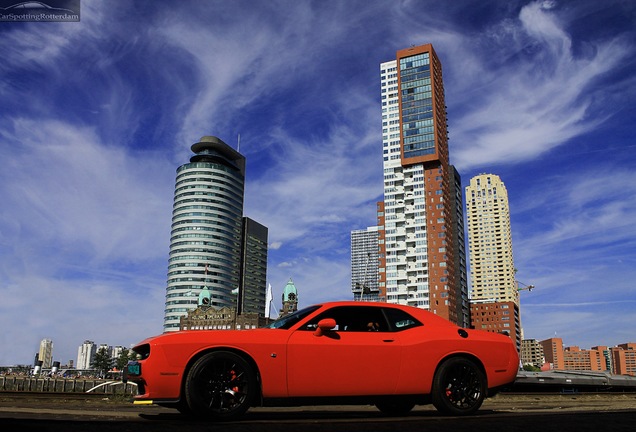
left=164, top=136, right=246, bottom=332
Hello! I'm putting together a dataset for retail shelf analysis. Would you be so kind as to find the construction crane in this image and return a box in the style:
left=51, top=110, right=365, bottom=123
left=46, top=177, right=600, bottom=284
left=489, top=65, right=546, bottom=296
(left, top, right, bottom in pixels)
left=517, top=280, right=535, bottom=292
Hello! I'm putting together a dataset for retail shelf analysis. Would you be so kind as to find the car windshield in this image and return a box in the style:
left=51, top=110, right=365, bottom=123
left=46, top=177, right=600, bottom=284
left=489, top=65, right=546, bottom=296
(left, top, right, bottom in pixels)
left=265, top=305, right=321, bottom=329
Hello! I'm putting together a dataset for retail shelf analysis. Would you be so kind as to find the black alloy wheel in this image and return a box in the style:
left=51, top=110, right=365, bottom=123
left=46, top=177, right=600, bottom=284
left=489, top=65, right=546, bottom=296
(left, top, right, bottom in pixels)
left=431, top=357, right=486, bottom=416
left=185, top=351, right=256, bottom=420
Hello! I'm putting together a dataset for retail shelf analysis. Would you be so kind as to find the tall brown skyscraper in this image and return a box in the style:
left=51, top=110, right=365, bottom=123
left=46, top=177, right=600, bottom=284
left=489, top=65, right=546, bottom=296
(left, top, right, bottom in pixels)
left=376, top=44, right=469, bottom=327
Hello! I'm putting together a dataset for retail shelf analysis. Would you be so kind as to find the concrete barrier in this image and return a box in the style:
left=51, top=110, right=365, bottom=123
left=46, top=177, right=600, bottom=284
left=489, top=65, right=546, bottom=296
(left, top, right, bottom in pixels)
left=0, top=376, right=137, bottom=395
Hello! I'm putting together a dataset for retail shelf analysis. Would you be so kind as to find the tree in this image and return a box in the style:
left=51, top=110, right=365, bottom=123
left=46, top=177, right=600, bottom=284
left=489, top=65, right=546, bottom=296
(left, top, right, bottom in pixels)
left=91, top=347, right=113, bottom=378
left=115, top=348, right=135, bottom=371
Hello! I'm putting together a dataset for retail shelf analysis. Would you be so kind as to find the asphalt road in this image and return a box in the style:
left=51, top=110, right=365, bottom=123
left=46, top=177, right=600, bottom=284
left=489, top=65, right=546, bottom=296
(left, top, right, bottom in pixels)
left=1, top=393, right=635, bottom=432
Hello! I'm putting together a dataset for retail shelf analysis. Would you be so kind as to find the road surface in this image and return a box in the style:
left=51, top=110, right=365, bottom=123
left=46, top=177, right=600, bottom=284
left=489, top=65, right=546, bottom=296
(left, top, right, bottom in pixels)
left=1, top=393, right=635, bottom=431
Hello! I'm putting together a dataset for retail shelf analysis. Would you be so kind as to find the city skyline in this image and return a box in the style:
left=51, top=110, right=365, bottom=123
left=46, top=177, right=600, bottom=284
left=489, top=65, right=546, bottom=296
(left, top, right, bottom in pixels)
left=0, top=0, right=634, bottom=365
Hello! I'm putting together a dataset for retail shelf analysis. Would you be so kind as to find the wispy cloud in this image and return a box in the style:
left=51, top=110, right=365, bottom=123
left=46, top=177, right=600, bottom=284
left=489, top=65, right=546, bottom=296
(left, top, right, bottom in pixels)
left=444, top=1, right=633, bottom=169
left=0, top=0, right=634, bottom=364
left=1, top=119, right=174, bottom=263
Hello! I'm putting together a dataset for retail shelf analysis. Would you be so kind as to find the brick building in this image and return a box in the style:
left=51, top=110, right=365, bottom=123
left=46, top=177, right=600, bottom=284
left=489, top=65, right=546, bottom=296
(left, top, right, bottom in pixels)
left=470, top=301, right=520, bottom=349
left=611, top=343, right=636, bottom=376
left=539, top=338, right=635, bottom=376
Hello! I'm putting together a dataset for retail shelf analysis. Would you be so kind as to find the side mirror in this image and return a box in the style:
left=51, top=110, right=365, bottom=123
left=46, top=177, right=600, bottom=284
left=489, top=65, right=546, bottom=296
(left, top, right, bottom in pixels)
left=314, top=318, right=337, bottom=337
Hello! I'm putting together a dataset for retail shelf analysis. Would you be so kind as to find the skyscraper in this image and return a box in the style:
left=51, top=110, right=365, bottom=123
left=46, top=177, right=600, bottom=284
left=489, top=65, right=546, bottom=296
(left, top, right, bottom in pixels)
left=238, top=217, right=268, bottom=316
left=351, top=226, right=381, bottom=301
left=77, top=340, right=96, bottom=370
left=378, top=43, right=469, bottom=327
left=465, top=174, right=517, bottom=304
left=466, top=173, right=521, bottom=348
left=164, top=136, right=268, bottom=332
left=38, top=338, right=53, bottom=369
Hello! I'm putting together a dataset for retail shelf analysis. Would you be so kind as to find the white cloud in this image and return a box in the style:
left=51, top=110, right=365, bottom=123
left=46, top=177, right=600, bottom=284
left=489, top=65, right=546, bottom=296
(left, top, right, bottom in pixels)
left=0, top=273, right=165, bottom=366
left=445, top=1, right=632, bottom=170
left=1, top=119, right=174, bottom=263
left=268, top=254, right=352, bottom=317
left=0, top=119, right=174, bottom=364
left=0, top=0, right=634, bottom=364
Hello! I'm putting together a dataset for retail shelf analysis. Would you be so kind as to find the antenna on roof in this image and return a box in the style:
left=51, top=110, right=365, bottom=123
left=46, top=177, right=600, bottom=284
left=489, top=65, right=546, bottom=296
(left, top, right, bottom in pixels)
left=237, top=134, right=241, bottom=152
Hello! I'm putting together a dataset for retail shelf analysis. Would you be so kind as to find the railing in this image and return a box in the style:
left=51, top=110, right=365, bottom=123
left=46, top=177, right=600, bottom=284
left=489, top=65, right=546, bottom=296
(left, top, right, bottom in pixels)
left=0, top=376, right=137, bottom=395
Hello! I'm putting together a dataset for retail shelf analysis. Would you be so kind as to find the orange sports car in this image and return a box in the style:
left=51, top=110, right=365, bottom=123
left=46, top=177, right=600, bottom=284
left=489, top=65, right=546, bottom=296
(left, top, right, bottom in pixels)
left=125, top=301, right=519, bottom=420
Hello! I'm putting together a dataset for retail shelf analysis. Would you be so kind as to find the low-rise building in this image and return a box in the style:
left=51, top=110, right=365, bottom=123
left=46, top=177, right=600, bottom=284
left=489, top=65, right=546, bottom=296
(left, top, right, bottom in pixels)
left=611, top=343, right=636, bottom=376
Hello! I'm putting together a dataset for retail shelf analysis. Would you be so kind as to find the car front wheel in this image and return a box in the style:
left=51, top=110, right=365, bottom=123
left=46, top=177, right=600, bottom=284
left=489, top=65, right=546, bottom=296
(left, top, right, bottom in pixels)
left=185, top=351, right=256, bottom=420
left=431, top=357, right=486, bottom=416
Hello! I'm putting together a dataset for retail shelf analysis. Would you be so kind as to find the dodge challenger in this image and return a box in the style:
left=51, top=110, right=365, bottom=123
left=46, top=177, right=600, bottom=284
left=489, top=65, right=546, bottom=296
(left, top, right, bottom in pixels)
left=124, top=301, right=519, bottom=420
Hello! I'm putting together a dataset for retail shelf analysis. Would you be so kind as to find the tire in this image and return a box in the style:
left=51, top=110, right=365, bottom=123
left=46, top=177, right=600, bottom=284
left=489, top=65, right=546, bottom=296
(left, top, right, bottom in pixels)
left=375, top=399, right=415, bottom=416
left=174, top=400, right=192, bottom=415
left=431, top=357, right=486, bottom=416
left=185, top=351, right=256, bottom=420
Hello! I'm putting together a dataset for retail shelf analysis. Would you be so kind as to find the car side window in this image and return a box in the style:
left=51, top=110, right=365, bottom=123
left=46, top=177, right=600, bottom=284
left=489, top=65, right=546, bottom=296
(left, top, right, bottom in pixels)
left=266, top=305, right=321, bottom=329
left=302, top=306, right=389, bottom=332
left=383, top=307, right=422, bottom=331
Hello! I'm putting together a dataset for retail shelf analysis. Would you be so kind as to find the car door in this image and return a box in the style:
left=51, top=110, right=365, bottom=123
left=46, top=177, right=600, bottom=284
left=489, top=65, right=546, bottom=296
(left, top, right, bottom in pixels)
left=286, top=306, right=402, bottom=397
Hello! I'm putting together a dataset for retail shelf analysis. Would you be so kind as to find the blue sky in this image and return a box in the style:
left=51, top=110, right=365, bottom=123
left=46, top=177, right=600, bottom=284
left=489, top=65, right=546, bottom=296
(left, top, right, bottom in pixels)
left=0, top=0, right=634, bottom=366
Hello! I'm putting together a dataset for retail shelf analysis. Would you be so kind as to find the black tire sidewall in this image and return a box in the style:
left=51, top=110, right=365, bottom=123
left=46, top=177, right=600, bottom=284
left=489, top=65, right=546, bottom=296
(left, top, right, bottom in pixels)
left=431, top=357, right=486, bottom=416
left=185, top=351, right=255, bottom=420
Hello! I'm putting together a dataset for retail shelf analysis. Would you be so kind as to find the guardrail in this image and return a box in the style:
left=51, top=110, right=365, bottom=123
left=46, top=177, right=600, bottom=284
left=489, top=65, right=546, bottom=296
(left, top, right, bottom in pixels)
left=0, top=376, right=137, bottom=395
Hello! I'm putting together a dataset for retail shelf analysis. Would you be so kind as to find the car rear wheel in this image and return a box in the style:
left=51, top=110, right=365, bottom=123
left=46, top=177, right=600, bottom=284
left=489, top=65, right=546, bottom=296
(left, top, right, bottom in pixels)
left=375, top=399, right=415, bottom=416
left=185, top=351, right=256, bottom=420
left=431, top=357, right=486, bottom=416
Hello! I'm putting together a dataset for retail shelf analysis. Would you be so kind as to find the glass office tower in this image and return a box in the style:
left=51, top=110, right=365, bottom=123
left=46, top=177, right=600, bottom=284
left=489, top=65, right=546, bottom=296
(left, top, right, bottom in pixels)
left=164, top=136, right=248, bottom=332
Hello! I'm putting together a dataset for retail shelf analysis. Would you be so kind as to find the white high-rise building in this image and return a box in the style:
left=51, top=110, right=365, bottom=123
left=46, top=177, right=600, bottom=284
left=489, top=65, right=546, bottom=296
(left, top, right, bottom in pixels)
left=351, top=226, right=381, bottom=301
left=77, top=340, right=96, bottom=370
left=111, top=345, right=125, bottom=361
left=378, top=44, right=469, bottom=327
left=38, top=338, right=53, bottom=369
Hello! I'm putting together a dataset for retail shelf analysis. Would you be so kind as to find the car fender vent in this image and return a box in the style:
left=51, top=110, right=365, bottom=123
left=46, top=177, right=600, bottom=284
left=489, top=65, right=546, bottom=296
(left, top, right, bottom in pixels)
left=457, top=329, right=469, bottom=338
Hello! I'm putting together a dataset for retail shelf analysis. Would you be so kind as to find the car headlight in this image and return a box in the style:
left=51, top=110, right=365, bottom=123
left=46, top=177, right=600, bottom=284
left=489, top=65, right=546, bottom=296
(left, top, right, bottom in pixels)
left=131, top=343, right=150, bottom=360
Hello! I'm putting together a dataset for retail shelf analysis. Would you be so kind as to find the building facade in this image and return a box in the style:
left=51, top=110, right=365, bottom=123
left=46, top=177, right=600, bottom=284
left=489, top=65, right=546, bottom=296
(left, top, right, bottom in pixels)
left=465, top=174, right=518, bottom=304
left=351, top=226, right=381, bottom=301
left=521, top=338, right=545, bottom=368
left=470, top=300, right=521, bottom=349
left=537, top=338, right=635, bottom=376
left=466, top=174, right=521, bottom=349
left=563, top=346, right=608, bottom=372
left=179, top=306, right=267, bottom=330
left=164, top=136, right=268, bottom=332
left=611, top=343, right=636, bottom=376
left=540, top=338, right=566, bottom=370
left=239, top=217, right=269, bottom=316
left=38, top=338, right=53, bottom=369
left=179, top=278, right=296, bottom=330
left=76, top=340, right=96, bottom=370
left=378, top=43, right=468, bottom=327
